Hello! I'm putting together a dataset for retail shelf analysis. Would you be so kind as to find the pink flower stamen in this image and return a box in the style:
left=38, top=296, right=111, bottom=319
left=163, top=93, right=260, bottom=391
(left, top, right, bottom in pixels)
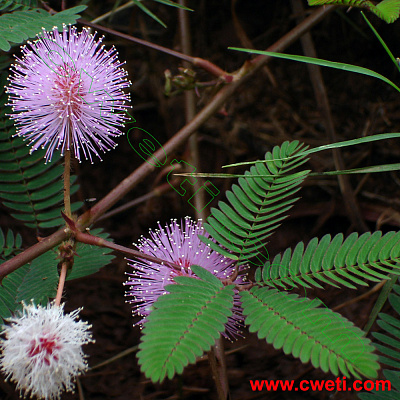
left=28, top=336, right=61, bottom=365
left=6, top=25, right=131, bottom=163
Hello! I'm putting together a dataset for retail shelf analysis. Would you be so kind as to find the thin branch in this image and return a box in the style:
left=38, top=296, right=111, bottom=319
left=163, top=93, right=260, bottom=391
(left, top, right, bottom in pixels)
left=75, top=230, right=183, bottom=271
left=62, top=212, right=182, bottom=271
left=0, top=229, right=67, bottom=282
left=333, top=280, right=385, bottom=312
left=78, top=19, right=232, bottom=81
left=96, top=182, right=172, bottom=222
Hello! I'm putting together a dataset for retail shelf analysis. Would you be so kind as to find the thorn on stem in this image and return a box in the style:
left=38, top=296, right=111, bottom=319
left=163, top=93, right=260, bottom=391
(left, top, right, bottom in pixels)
left=61, top=210, right=76, bottom=232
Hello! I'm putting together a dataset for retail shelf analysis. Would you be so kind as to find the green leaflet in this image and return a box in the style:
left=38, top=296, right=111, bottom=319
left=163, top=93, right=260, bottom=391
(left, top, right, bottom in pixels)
left=137, top=266, right=235, bottom=383
left=0, top=227, right=21, bottom=259
left=358, top=285, right=400, bottom=398
left=308, top=0, right=400, bottom=23
left=201, top=141, right=310, bottom=266
left=0, top=6, right=87, bottom=51
left=241, top=287, right=379, bottom=379
left=257, top=231, right=400, bottom=290
left=0, top=228, right=114, bottom=323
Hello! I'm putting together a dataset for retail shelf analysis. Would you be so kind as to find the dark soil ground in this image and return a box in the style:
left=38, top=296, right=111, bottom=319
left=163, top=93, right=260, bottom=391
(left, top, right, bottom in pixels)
left=2, top=1, right=400, bottom=399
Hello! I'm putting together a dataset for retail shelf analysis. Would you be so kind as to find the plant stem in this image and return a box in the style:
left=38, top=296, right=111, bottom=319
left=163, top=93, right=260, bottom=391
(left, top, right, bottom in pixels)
left=79, top=19, right=231, bottom=81
left=73, top=228, right=183, bottom=272
left=54, top=148, right=73, bottom=305
left=55, top=262, right=67, bottom=306
left=64, top=149, right=72, bottom=218
left=208, top=341, right=230, bottom=400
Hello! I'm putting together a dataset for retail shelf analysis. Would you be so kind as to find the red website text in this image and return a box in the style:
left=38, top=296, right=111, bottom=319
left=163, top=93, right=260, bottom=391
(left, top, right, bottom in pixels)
left=250, top=377, right=391, bottom=392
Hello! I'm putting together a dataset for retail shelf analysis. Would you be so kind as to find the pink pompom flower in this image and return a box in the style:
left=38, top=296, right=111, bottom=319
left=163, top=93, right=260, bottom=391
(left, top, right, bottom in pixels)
left=124, top=217, right=248, bottom=339
left=6, top=24, right=131, bottom=163
left=0, top=302, right=94, bottom=400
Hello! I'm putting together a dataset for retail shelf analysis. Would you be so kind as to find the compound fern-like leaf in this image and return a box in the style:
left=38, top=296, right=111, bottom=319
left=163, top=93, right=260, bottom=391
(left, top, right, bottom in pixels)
left=308, top=0, right=400, bottom=23
left=374, top=0, right=400, bottom=22
left=0, top=5, right=87, bottom=51
left=358, top=284, right=400, bottom=398
left=241, top=286, right=379, bottom=379
left=256, top=231, right=400, bottom=290
left=137, top=265, right=235, bottom=383
left=202, top=141, right=310, bottom=265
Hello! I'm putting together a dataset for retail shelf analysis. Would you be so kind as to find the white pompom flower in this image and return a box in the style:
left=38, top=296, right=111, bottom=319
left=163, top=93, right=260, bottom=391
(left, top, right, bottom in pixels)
left=0, top=302, right=94, bottom=400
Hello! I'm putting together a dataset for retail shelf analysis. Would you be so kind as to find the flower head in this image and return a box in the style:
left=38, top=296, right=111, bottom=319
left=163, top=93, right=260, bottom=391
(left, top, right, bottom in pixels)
left=6, top=24, right=131, bottom=163
left=0, top=302, right=94, bottom=400
left=124, top=217, right=247, bottom=339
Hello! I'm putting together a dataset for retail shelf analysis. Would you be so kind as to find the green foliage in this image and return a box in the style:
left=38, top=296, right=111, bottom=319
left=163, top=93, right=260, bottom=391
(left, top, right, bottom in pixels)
left=0, top=227, right=21, bottom=260
left=256, top=231, right=400, bottom=290
left=201, top=141, right=310, bottom=264
left=0, top=228, right=114, bottom=323
left=0, top=0, right=37, bottom=12
left=230, top=48, right=400, bottom=95
left=0, top=228, right=28, bottom=321
left=0, top=265, right=29, bottom=322
left=0, top=53, right=9, bottom=71
left=223, top=133, right=400, bottom=170
left=358, top=285, right=400, bottom=398
left=241, top=286, right=379, bottom=379
left=0, top=5, right=87, bottom=51
left=0, top=89, right=82, bottom=229
left=373, top=284, right=400, bottom=369
left=137, top=265, right=235, bottom=382
left=131, top=0, right=192, bottom=28
left=308, top=0, right=400, bottom=23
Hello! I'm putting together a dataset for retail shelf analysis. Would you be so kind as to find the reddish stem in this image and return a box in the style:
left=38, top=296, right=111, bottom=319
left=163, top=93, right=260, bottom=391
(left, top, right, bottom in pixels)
left=55, top=263, right=67, bottom=306
left=79, top=19, right=232, bottom=81
left=62, top=212, right=182, bottom=271
left=77, top=230, right=182, bottom=271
